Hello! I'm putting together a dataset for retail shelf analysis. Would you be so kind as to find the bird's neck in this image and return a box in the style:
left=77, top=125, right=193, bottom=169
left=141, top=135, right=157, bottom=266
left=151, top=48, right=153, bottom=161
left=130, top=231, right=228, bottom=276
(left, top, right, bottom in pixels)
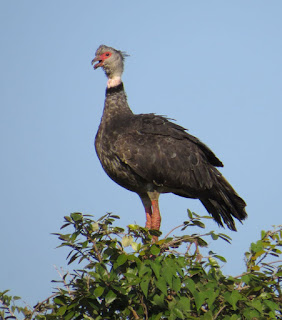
left=103, top=82, right=133, bottom=119
left=107, top=76, right=122, bottom=88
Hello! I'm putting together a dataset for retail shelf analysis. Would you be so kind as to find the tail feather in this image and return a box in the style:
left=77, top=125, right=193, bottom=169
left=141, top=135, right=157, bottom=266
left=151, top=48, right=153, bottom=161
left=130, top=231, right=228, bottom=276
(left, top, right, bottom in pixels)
left=200, top=176, right=247, bottom=231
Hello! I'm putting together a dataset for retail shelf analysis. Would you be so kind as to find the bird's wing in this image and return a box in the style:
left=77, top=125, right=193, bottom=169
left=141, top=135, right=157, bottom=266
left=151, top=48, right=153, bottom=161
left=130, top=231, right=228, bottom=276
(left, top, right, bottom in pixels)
left=135, top=114, right=223, bottom=166
left=114, top=114, right=222, bottom=192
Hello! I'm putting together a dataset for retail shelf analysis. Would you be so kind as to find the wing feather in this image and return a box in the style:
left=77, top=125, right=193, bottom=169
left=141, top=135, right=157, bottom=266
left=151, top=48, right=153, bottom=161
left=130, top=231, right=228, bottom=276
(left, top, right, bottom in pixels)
left=113, top=114, right=220, bottom=192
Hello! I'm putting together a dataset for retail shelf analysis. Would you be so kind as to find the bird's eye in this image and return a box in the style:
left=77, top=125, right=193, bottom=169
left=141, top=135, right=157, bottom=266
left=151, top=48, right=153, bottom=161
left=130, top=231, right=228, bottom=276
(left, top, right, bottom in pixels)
left=103, top=51, right=112, bottom=59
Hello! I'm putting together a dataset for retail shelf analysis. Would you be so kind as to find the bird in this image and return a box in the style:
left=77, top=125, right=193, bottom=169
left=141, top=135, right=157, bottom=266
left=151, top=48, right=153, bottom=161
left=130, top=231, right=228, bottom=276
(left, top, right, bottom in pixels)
left=91, top=44, right=247, bottom=233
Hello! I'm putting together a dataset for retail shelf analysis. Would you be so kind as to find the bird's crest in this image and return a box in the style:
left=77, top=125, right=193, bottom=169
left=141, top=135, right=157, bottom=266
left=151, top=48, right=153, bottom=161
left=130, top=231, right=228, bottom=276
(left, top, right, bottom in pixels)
left=95, top=44, right=129, bottom=61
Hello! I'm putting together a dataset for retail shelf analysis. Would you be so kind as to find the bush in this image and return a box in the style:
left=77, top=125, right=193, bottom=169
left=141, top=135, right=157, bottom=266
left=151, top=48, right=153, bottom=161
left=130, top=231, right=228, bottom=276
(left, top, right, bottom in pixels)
left=1, top=212, right=281, bottom=319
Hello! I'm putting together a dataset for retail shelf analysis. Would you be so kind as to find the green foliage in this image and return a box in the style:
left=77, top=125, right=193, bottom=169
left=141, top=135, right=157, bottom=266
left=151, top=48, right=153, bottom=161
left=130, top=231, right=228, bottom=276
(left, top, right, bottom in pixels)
left=1, top=212, right=281, bottom=319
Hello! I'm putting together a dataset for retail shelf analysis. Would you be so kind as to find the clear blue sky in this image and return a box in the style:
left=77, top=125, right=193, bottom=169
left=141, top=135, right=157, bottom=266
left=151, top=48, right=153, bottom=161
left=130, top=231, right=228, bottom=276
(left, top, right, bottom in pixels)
left=1, top=1, right=281, bottom=307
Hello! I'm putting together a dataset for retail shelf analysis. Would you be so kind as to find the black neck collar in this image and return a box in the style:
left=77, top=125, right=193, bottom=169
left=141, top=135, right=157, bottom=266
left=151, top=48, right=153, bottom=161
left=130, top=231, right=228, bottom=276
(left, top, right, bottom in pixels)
left=106, top=82, right=124, bottom=95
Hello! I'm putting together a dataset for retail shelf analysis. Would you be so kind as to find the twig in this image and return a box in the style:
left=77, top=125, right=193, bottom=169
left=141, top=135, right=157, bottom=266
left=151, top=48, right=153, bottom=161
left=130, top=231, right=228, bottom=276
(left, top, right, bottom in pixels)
left=185, top=242, right=193, bottom=255
left=164, top=224, right=184, bottom=238
left=234, top=261, right=281, bottom=281
left=213, top=305, right=226, bottom=319
left=128, top=306, right=140, bottom=319
left=30, top=292, right=58, bottom=317
left=54, top=266, right=74, bottom=298
left=233, top=271, right=251, bottom=279
left=87, top=236, right=103, bottom=263
left=139, top=294, right=148, bottom=320
left=162, top=232, right=210, bottom=251
left=256, top=251, right=269, bottom=266
left=87, top=236, right=111, bottom=278
left=0, top=298, right=18, bottom=320
left=262, top=260, right=282, bottom=265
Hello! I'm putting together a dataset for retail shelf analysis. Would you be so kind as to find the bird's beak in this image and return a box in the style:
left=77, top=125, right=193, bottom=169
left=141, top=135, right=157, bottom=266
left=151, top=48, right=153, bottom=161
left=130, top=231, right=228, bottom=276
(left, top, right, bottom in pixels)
left=91, top=56, right=103, bottom=69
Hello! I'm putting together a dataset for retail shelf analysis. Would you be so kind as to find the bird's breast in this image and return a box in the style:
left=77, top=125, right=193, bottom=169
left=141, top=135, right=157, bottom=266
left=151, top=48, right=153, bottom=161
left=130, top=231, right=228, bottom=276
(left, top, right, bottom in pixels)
left=95, top=126, right=146, bottom=193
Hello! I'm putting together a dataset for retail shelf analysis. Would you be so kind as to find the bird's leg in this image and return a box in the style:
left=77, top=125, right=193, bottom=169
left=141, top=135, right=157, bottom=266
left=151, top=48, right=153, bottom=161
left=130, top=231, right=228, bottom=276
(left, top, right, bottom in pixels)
left=148, top=192, right=161, bottom=231
left=139, top=192, right=161, bottom=242
left=144, top=206, right=152, bottom=229
left=151, top=199, right=161, bottom=230
left=139, top=194, right=153, bottom=229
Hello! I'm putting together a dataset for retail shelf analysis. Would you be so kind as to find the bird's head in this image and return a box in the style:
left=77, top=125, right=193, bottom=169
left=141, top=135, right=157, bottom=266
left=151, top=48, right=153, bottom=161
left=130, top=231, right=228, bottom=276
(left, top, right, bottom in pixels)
left=92, top=45, right=128, bottom=88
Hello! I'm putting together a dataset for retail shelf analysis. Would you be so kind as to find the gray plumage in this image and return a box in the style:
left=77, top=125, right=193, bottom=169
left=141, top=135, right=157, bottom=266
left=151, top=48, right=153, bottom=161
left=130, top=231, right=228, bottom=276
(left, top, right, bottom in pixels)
left=92, top=45, right=247, bottom=231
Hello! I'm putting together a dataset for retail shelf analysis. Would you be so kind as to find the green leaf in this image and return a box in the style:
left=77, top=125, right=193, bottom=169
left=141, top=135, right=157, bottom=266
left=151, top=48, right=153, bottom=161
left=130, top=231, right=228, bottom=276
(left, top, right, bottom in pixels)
left=53, top=297, right=65, bottom=305
left=109, top=214, right=120, bottom=219
left=243, top=308, right=260, bottom=319
left=153, top=313, right=164, bottom=320
left=250, top=240, right=264, bottom=253
left=68, top=252, right=79, bottom=265
left=82, top=240, right=88, bottom=249
left=153, top=294, right=165, bottom=307
left=83, top=315, right=96, bottom=320
left=155, top=277, right=167, bottom=295
left=150, top=260, right=162, bottom=279
left=214, top=254, right=227, bottom=262
left=211, top=232, right=219, bottom=240
left=121, top=235, right=133, bottom=247
left=250, top=299, right=263, bottom=313
left=140, top=278, right=150, bottom=298
left=197, top=238, right=208, bottom=247
left=241, top=274, right=250, bottom=284
left=264, top=300, right=279, bottom=312
left=61, top=223, right=71, bottom=229
left=185, top=278, right=196, bottom=294
left=150, top=244, right=160, bottom=255
left=192, top=220, right=205, bottom=228
left=56, top=305, right=67, bottom=316
left=193, top=291, right=206, bottom=311
left=201, top=311, right=213, bottom=319
left=224, top=291, right=242, bottom=310
left=139, top=264, right=151, bottom=277
left=70, top=212, right=82, bottom=221
left=128, top=224, right=138, bottom=230
left=94, top=286, right=104, bottom=298
left=206, top=289, right=220, bottom=309
left=172, top=307, right=184, bottom=319
left=187, top=209, right=193, bottom=219
left=132, top=242, right=141, bottom=251
left=58, top=234, right=71, bottom=241
left=177, top=296, right=191, bottom=312
left=105, top=290, right=117, bottom=305
left=116, top=254, right=128, bottom=267
left=251, top=265, right=260, bottom=271
left=191, top=211, right=200, bottom=218
left=172, top=276, right=181, bottom=292
left=218, top=233, right=232, bottom=243
left=91, top=222, right=99, bottom=231
left=149, top=229, right=162, bottom=237
left=64, top=311, right=75, bottom=320
left=162, top=266, right=173, bottom=288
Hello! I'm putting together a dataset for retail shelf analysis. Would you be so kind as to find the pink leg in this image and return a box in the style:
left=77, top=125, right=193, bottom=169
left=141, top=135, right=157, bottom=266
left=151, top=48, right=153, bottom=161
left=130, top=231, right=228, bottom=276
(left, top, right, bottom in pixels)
left=139, top=192, right=161, bottom=240
left=145, top=206, right=152, bottom=229
left=151, top=199, right=161, bottom=230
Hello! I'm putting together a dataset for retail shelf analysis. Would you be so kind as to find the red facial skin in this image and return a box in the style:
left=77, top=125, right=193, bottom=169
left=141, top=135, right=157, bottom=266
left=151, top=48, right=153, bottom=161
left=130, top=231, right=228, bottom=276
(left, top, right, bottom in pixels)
left=92, top=51, right=112, bottom=69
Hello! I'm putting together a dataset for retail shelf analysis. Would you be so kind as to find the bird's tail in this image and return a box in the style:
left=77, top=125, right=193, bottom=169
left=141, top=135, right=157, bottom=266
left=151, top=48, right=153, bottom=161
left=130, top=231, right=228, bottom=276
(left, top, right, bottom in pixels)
left=200, top=176, right=247, bottom=231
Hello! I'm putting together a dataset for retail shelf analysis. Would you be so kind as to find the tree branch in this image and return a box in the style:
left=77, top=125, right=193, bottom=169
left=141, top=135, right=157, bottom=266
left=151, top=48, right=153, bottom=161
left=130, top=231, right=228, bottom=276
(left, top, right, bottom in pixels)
left=0, top=298, right=19, bottom=320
